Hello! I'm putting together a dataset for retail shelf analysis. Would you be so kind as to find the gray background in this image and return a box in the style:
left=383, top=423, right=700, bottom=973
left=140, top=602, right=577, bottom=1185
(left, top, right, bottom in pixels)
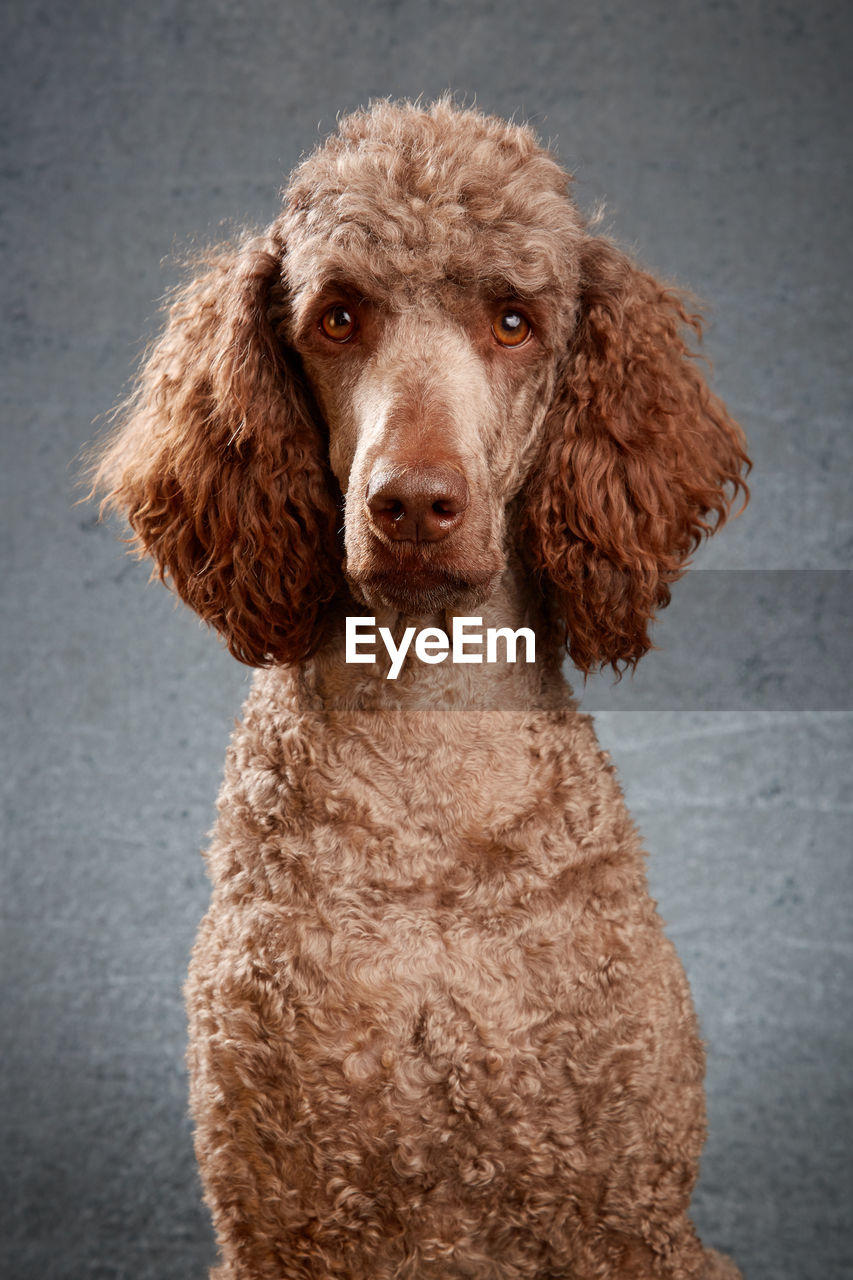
left=2, top=1, right=851, bottom=1277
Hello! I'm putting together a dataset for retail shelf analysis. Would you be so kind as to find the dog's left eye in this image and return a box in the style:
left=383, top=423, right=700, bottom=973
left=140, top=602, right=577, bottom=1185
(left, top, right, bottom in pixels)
left=320, top=305, right=357, bottom=342
left=492, top=310, right=531, bottom=347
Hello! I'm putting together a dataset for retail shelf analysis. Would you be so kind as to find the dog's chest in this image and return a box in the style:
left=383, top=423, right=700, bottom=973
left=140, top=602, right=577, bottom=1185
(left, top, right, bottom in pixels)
left=212, top=676, right=628, bottom=911
left=201, top=678, right=647, bottom=1092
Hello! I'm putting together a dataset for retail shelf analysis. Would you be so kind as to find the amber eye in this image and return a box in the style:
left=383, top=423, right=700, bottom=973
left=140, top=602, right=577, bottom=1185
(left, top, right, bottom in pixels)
left=320, top=305, right=357, bottom=342
left=492, top=309, right=531, bottom=347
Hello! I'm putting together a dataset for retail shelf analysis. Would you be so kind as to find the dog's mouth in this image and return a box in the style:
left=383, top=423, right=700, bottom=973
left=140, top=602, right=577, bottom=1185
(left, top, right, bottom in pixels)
left=354, top=568, right=498, bottom=615
left=344, top=507, right=505, bottom=616
left=346, top=545, right=502, bottom=615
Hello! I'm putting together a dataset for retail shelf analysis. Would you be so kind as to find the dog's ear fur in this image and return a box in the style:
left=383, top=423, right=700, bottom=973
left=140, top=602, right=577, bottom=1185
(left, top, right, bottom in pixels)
left=89, top=234, right=342, bottom=667
left=523, top=237, right=749, bottom=674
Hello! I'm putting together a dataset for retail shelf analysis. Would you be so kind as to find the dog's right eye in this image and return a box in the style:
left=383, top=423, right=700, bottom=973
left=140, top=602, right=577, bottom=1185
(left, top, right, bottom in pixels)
left=319, top=306, right=357, bottom=343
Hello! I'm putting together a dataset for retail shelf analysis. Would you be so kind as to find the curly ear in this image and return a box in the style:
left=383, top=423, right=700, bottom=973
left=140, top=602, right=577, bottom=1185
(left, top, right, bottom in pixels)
left=523, top=236, right=749, bottom=674
left=89, top=233, right=342, bottom=666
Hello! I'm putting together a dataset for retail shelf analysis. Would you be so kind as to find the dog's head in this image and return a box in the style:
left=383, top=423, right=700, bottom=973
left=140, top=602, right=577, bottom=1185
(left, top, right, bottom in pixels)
left=91, top=99, right=748, bottom=672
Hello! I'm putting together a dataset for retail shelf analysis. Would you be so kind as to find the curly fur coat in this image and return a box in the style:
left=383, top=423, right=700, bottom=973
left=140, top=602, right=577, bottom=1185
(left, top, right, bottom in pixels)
left=93, top=99, right=748, bottom=1279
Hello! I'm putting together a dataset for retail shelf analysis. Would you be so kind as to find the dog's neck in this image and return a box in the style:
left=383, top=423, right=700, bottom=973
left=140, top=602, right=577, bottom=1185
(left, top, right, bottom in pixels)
left=293, top=558, right=572, bottom=713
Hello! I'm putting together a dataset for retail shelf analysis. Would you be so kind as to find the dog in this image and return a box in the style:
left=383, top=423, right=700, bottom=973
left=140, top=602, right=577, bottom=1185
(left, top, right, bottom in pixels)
left=92, top=98, right=748, bottom=1279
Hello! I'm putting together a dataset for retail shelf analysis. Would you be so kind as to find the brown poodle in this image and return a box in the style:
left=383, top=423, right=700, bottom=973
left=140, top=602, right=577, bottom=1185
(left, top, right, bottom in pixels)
left=92, top=99, right=749, bottom=1279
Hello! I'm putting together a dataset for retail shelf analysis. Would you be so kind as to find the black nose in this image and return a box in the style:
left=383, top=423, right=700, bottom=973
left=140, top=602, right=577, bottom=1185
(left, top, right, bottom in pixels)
left=366, top=465, right=469, bottom=543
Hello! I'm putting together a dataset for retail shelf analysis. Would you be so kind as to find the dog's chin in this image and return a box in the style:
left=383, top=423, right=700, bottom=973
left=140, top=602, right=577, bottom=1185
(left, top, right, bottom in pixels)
left=349, top=567, right=500, bottom=619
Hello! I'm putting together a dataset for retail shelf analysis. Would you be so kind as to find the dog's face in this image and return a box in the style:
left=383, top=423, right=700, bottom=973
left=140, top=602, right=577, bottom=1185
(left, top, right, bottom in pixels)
left=93, top=99, right=748, bottom=672
left=289, top=282, right=569, bottom=615
left=280, top=106, right=584, bottom=616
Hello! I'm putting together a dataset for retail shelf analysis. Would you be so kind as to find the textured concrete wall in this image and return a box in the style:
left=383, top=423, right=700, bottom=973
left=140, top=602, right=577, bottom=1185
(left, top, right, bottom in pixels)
left=1, top=2, right=850, bottom=1277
